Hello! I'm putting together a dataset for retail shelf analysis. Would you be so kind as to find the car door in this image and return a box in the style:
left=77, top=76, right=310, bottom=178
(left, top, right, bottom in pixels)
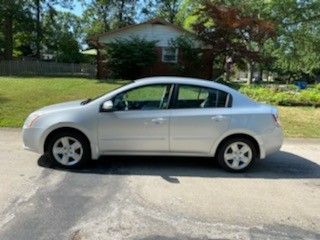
left=98, top=84, right=173, bottom=153
left=169, top=84, right=232, bottom=154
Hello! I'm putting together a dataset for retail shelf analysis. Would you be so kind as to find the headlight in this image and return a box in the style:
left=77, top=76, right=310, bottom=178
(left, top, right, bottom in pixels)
left=24, top=114, right=41, bottom=128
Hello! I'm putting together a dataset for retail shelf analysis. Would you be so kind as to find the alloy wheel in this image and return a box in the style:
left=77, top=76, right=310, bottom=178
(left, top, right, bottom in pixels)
left=223, top=141, right=253, bottom=170
left=52, top=136, right=83, bottom=166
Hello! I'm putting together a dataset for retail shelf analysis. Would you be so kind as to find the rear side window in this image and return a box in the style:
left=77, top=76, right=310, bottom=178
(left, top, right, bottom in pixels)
left=174, top=85, right=232, bottom=109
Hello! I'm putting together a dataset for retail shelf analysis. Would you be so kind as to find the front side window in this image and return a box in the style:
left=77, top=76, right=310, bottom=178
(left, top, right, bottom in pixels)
left=162, top=48, right=178, bottom=63
left=174, top=85, right=232, bottom=109
left=113, top=84, right=172, bottom=111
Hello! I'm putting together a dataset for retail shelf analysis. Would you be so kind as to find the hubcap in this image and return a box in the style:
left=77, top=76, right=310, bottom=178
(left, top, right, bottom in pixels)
left=224, top=142, right=252, bottom=170
left=52, top=137, right=83, bottom=166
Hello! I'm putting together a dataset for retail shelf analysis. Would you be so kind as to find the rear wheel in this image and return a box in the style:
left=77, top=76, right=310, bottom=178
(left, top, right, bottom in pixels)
left=217, top=137, right=257, bottom=172
left=47, top=131, right=90, bottom=168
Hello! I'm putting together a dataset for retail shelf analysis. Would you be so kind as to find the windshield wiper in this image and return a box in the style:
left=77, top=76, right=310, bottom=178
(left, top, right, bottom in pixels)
left=80, top=98, right=92, bottom=105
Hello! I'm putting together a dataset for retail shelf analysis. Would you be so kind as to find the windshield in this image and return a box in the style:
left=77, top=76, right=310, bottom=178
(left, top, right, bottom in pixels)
left=80, top=82, right=129, bottom=105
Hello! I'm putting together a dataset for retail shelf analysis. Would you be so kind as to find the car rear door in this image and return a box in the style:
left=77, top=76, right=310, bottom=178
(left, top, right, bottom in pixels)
left=169, top=84, right=231, bottom=154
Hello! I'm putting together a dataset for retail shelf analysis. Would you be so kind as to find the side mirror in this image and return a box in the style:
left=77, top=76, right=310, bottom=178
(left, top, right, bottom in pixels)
left=101, top=100, right=113, bottom=112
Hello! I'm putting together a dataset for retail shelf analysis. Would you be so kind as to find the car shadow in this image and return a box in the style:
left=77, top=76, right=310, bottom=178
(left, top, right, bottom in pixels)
left=38, top=150, right=320, bottom=180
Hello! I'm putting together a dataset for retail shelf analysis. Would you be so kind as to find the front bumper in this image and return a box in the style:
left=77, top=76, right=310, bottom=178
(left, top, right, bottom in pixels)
left=22, top=127, right=44, bottom=154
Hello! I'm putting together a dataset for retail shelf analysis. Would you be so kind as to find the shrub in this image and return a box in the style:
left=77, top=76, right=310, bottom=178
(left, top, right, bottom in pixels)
left=169, top=36, right=203, bottom=77
left=239, top=84, right=320, bottom=107
left=106, top=37, right=157, bottom=79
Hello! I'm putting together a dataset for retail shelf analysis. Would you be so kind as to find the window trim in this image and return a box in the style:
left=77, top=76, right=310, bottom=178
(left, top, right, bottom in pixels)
left=161, top=47, right=178, bottom=63
left=170, top=84, right=233, bottom=109
left=104, top=83, right=175, bottom=112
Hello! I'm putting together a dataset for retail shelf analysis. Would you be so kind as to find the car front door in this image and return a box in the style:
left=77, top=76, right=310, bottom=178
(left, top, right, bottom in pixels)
left=170, top=84, right=232, bottom=154
left=98, top=84, right=173, bottom=153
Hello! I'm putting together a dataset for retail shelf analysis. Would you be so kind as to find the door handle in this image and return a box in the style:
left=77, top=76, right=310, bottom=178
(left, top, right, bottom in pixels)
left=151, top=117, right=165, bottom=124
left=211, top=115, right=225, bottom=121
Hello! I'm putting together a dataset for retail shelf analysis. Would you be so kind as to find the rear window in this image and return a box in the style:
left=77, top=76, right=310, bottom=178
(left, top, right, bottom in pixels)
left=174, top=85, right=232, bottom=109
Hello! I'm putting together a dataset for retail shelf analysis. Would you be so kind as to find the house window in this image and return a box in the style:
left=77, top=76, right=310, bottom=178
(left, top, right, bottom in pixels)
left=162, top=48, right=178, bottom=63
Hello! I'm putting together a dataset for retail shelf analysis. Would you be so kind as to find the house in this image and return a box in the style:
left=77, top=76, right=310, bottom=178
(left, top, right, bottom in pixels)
left=90, top=18, right=213, bottom=79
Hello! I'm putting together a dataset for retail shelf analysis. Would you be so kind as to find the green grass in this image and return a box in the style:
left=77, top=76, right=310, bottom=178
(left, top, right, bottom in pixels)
left=0, top=76, right=319, bottom=138
left=278, top=106, right=320, bottom=138
left=0, top=76, right=126, bottom=127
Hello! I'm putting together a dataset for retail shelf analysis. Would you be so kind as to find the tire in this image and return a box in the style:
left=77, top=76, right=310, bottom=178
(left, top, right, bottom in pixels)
left=217, top=137, right=257, bottom=172
left=46, top=130, right=91, bottom=169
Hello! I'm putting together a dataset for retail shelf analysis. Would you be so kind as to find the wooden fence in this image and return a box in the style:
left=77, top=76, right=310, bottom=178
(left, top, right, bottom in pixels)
left=0, top=60, right=96, bottom=77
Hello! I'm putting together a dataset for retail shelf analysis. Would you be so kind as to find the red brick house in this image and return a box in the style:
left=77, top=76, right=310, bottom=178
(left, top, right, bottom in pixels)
left=90, top=19, right=213, bottom=79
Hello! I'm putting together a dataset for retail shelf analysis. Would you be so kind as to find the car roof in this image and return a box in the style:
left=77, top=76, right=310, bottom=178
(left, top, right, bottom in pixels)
left=135, top=76, right=216, bottom=86
left=134, top=76, right=236, bottom=94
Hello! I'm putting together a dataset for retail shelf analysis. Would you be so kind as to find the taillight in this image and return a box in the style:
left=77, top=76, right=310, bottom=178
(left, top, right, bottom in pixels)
left=272, top=114, right=281, bottom=127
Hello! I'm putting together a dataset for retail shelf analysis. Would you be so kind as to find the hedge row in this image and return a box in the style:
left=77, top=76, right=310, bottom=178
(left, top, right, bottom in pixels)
left=239, top=84, right=320, bottom=107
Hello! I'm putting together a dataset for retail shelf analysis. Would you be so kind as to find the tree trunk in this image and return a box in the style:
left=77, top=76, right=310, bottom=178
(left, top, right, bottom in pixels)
left=257, top=63, right=263, bottom=82
left=247, top=62, right=254, bottom=84
left=225, top=63, right=231, bottom=82
left=102, top=8, right=108, bottom=32
left=118, top=0, right=125, bottom=23
left=35, top=0, right=41, bottom=59
left=3, top=11, right=13, bottom=60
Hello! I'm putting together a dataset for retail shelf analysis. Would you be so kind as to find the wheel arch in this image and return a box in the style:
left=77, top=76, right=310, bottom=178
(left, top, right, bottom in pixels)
left=212, top=133, right=262, bottom=159
left=43, top=127, right=93, bottom=158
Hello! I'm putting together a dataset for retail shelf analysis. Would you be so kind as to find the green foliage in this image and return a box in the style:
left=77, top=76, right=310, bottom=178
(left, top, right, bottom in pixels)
left=82, top=0, right=137, bottom=37
left=42, top=11, right=84, bottom=63
left=169, top=36, right=202, bottom=77
left=177, top=0, right=320, bottom=83
left=106, top=37, right=158, bottom=79
left=156, top=0, right=182, bottom=23
left=239, top=84, right=320, bottom=107
left=55, top=33, right=84, bottom=63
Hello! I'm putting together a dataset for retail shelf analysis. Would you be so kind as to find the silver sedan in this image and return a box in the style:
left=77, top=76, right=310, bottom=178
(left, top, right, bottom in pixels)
left=22, top=77, right=283, bottom=172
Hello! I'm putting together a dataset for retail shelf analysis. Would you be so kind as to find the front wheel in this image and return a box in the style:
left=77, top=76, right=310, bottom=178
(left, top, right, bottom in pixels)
left=217, top=137, right=257, bottom=172
left=47, top=131, right=90, bottom=169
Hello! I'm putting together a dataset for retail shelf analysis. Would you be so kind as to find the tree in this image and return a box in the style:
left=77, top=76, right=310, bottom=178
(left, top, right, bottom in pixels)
left=262, top=0, right=320, bottom=82
left=55, top=32, right=83, bottom=63
left=82, top=0, right=112, bottom=36
left=111, top=0, right=136, bottom=28
left=82, top=0, right=137, bottom=37
left=106, top=37, right=157, bottom=79
left=32, top=0, right=74, bottom=58
left=156, top=0, right=182, bottom=23
left=169, top=36, right=203, bottom=77
left=0, top=0, right=32, bottom=59
left=42, top=10, right=83, bottom=62
left=192, top=1, right=275, bottom=82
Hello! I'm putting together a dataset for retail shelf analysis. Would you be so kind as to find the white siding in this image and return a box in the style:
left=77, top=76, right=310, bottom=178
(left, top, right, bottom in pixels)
left=99, top=23, right=204, bottom=48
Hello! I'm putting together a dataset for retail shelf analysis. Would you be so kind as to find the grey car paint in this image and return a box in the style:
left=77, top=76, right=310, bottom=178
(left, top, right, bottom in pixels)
left=22, top=77, right=283, bottom=162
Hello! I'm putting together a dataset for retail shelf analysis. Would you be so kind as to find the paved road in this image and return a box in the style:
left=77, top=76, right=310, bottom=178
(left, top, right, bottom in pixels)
left=0, top=128, right=319, bottom=240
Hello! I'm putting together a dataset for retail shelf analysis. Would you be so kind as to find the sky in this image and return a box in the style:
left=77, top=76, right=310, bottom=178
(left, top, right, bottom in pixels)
left=56, top=1, right=84, bottom=16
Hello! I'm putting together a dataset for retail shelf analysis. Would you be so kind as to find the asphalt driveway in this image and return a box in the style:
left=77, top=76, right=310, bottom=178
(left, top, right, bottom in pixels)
left=0, top=128, right=319, bottom=240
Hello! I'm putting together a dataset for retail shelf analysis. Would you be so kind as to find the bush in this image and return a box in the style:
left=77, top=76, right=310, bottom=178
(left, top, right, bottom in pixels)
left=106, top=37, right=157, bottom=79
left=169, top=36, right=203, bottom=77
left=239, top=84, right=320, bottom=107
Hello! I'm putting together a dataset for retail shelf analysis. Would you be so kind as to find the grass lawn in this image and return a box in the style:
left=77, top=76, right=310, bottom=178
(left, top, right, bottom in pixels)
left=0, top=76, right=126, bottom=127
left=278, top=106, right=320, bottom=138
left=0, top=76, right=319, bottom=138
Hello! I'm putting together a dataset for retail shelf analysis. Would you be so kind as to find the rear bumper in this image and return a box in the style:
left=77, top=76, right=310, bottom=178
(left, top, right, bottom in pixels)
left=22, top=127, right=44, bottom=154
left=259, top=127, right=283, bottom=158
